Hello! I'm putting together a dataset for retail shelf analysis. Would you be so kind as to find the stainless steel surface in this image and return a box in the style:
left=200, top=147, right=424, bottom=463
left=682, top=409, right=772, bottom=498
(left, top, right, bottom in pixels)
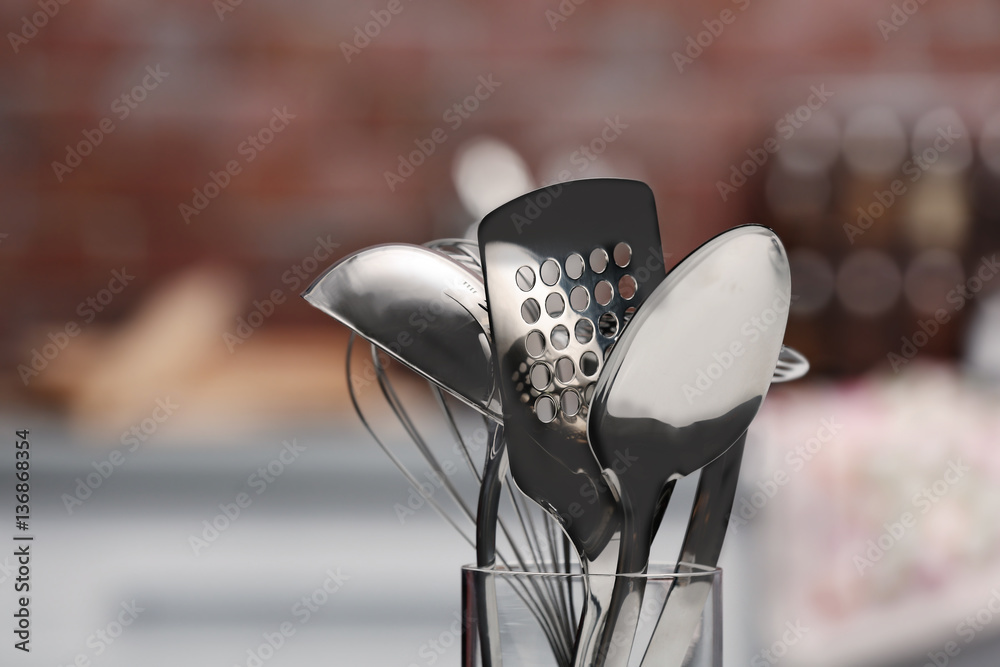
left=478, top=178, right=667, bottom=667
left=588, top=225, right=792, bottom=666
left=302, top=243, right=500, bottom=420
left=639, top=432, right=748, bottom=667
left=303, top=206, right=802, bottom=667
left=311, top=238, right=580, bottom=666
left=638, top=348, right=807, bottom=666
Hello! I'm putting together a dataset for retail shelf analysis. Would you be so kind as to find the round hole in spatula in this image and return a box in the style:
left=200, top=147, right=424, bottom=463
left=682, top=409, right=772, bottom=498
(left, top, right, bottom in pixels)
left=618, top=275, right=637, bottom=300
left=613, top=242, right=632, bottom=268
left=566, top=253, right=585, bottom=280
left=545, top=292, right=565, bottom=317
left=554, top=357, right=575, bottom=383
left=525, top=330, right=546, bottom=357
left=535, top=395, right=557, bottom=423
left=590, top=248, right=609, bottom=273
left=560, top=389, right=581, bottom=417
left=595, top=280, right=614, bottom=306
left=598, top=312, right=619, bottom=337
left=521, top=298, right=540, bottom=324
left=516, top=266, right=535, bottom=291
left=540, top=259, right=561, bottom=286
left=529, top=362, right=552, bottom=391
left=580, top=351, right=599, bottom=377
left=570, top=285, right=590, bottom=311
left=574, top=318, right=594, bottom=343
left=551, top=325, right=569, bottom=350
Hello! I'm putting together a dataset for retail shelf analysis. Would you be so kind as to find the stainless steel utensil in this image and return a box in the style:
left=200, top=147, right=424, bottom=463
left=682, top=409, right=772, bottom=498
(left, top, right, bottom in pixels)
left=302, top=243, right=500, bottom=420
left=638, top=345, right=808, bottom=666
left=587, top=225, right=792, bottom=666
left=478, top=178, right=668, bottom=667
left=304, top=225, right=803, bottom=667
left=305, top=241, right=577, bottom=665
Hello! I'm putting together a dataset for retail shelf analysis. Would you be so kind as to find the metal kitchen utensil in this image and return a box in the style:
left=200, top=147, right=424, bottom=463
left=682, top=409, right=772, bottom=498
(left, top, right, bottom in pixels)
left=587, top=225, right=792, bottom=666
left=638, top=347, right=808, bottom=666
left=303, top=243, right=501, bottom=420
left=307, top=240, right=576, bottom=665
left=304, top=225, right=801, bottom=667
left=427, top=239, right=576, bottom=665
left=478, top=178, right=668, bottom=667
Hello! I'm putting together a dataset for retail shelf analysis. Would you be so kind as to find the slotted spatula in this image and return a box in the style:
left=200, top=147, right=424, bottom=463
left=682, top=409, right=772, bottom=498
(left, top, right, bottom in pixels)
left=478, top=178, right=667, bottom=667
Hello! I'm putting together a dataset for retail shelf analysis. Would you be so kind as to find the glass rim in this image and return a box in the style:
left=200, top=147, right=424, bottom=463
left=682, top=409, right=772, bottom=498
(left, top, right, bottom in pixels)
left=461, top=561, right=721, bottom=581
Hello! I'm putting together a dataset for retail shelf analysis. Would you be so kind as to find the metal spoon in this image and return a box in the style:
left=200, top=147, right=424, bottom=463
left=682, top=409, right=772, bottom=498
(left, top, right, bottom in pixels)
left=587, top=225, right=792, bottom=665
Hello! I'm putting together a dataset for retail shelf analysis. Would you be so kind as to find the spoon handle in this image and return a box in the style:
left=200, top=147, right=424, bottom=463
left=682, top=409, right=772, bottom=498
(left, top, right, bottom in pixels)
left=638, top=431, right=747, bottom=666
left=571, top=541, right=622, bottom=667
left=572, top=478, right=668, bottom=667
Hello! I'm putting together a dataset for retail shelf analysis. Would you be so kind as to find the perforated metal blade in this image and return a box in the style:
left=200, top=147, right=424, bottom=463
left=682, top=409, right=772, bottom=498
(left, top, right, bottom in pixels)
left=478, top=178, right=667, bottom=560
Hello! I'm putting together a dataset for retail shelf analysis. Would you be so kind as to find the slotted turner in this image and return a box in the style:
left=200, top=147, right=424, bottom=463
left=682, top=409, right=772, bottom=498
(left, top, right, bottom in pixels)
left=478, top=178, right=667, bottom=667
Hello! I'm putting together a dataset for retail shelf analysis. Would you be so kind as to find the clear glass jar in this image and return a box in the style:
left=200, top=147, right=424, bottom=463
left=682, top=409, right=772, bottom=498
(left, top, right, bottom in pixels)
left=461, top=563, right=722, bottom=667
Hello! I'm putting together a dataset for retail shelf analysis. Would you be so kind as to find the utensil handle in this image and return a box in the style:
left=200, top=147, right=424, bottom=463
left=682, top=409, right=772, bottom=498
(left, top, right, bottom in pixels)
left=638, top=432, right=747, bottom=666
left=575, top=480, right=665, bottom=667
left=475, top=426, right=507, bottom=667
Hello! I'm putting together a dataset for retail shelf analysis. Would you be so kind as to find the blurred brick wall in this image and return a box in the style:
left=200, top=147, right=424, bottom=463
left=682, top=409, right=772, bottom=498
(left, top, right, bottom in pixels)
left=2, top=0, right=999, bottom=371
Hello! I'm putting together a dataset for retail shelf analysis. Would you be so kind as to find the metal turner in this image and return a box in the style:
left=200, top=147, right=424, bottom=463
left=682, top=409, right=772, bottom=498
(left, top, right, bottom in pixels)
left=478, top=178, right=668, bottom=667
